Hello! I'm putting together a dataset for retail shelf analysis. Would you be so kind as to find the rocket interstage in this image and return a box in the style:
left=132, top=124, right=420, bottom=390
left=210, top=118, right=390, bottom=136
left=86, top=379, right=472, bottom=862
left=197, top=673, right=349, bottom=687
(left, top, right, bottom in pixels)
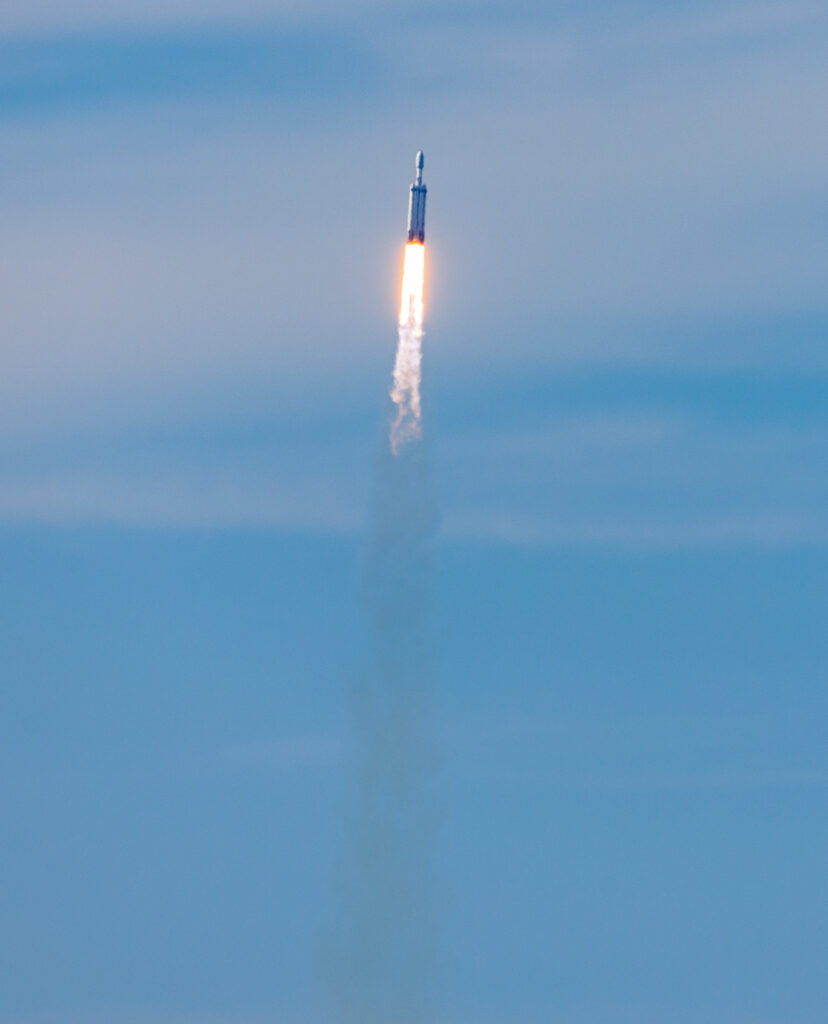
left=391, top=152, right=427, bottom=455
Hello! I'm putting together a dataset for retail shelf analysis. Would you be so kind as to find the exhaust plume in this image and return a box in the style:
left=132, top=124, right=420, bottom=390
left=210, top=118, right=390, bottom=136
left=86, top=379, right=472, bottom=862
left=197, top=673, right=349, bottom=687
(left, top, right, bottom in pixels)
left=330, top=223, right=436, bottom=1022
left=390, top=242, right=426, bottom=454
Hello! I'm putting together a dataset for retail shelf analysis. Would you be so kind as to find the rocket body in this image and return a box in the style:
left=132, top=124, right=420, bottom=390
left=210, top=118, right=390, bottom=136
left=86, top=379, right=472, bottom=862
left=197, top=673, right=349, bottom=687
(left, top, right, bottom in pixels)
left=407, top=151, right=427, bottom=243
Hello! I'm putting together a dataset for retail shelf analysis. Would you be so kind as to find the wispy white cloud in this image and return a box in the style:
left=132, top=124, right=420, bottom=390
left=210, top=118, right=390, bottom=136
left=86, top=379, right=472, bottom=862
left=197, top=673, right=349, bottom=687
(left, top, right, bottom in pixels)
left=0, top=406, right=823, bottom=549
left=439, top=413, right=828, bottom=548
left=444, top=508, right=828, bottom=549
left=0, top=461, right=365, bottom=531
left=593, top=1, right=826, bottom=52
left=456, top=763, right=828, bottom=791
left=0, top=0, right=386, bottom=37
left=444, top=707, right=828, bottom=791
left=14, top=1012, right=300, bottom=1024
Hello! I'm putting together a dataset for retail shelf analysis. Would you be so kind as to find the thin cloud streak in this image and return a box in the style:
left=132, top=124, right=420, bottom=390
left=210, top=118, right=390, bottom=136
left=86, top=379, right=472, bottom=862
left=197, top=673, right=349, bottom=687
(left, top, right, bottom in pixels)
left=0, top=411, right=823, bottom=549
left=0, top=0, right=399, bottom=37
left=458, top=765, right=828, bottom=791
left=0, top=29, right=380, bottom=117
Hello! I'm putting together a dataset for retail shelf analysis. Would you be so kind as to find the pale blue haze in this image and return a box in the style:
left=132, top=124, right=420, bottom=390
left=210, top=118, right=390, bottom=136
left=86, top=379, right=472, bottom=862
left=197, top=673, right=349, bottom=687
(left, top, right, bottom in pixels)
left=0, top=2, right=826, bottom=1022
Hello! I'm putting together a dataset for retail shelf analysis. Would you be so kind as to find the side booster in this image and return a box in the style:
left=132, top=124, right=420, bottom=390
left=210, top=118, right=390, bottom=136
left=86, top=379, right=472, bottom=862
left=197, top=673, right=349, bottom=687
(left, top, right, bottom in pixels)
left=407, top=151, right=426, bottom=243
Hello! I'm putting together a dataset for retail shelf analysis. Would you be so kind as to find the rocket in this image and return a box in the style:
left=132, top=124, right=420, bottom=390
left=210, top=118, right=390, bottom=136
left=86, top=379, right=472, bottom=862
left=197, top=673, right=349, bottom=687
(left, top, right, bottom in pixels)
left=407, top=151, right=426, bottom=243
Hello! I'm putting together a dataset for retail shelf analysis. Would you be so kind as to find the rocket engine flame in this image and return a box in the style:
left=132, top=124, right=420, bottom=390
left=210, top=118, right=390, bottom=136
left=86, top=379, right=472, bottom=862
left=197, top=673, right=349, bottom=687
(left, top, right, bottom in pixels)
left=398, top=240, right=425, bottom=326
left=390, top=241, right=425, bottom=454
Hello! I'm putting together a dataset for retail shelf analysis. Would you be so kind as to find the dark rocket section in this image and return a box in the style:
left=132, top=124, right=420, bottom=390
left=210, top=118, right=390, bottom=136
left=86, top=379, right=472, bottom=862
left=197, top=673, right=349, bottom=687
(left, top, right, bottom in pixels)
left=407, top=151, right=426, bottom=243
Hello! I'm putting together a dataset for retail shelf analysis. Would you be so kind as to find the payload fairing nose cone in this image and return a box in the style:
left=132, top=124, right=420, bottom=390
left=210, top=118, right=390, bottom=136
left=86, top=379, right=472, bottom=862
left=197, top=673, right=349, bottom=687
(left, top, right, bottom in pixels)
left=407, top=150, right=426, bottom=243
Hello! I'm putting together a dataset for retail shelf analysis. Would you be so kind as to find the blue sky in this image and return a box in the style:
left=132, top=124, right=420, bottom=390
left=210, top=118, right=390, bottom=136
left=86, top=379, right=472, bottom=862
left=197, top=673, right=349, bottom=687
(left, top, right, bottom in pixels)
left=1, top=2, right=826, bottom=1022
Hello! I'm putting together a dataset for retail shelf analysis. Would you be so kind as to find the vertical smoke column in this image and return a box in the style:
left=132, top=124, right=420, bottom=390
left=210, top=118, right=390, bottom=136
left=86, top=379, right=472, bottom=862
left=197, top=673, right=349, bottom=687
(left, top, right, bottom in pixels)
left=346, top=441, right=436, bottom=1024
left=336, top=152, right=436, bottom=1024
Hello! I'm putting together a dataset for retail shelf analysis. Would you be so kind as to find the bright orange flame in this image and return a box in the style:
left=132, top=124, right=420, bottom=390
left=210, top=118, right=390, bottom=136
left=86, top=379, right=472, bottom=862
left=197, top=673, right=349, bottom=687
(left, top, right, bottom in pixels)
left=399, top=241, right=425, bottom=326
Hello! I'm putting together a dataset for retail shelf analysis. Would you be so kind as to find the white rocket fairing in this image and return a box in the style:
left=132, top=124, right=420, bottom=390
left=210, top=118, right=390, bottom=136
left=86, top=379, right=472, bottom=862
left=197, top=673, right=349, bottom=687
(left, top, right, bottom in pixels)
left=407, top=151, right=426, bottom=243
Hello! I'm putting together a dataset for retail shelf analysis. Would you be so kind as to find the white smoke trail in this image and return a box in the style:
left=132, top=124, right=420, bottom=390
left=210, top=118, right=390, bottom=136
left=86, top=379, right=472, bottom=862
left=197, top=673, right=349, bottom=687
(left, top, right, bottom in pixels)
left=338, top=442, right=437, bottom=1024
left=390, top=241, right=425, bottom=455
left=390, top=320, right=423, bottom=453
